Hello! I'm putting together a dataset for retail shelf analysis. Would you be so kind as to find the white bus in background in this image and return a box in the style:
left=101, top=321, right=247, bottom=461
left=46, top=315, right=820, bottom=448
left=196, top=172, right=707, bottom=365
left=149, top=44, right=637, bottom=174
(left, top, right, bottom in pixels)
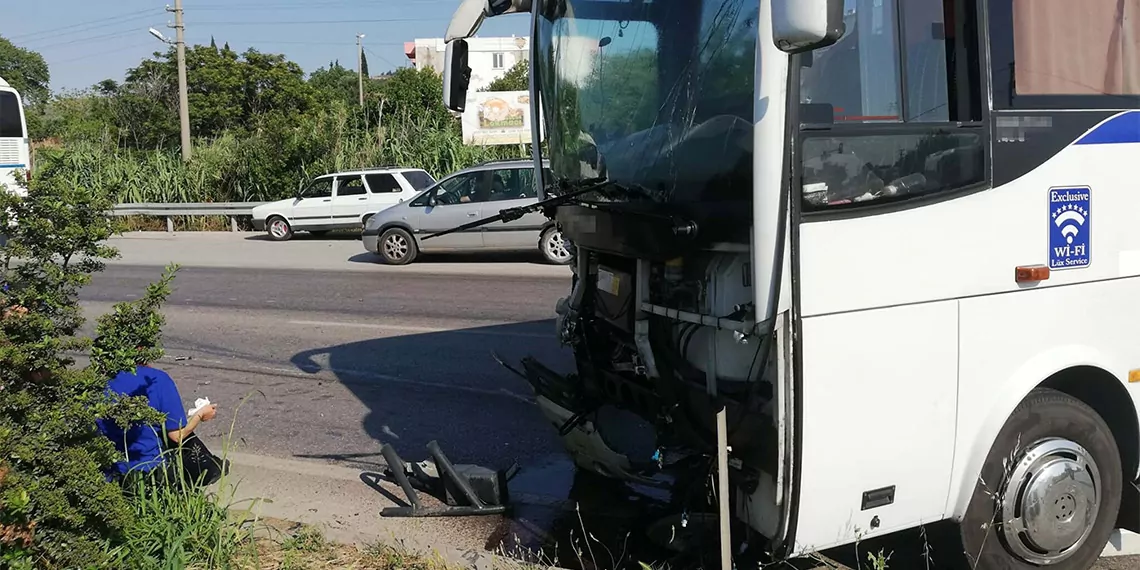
left=0, top=77, right=30, bottom=197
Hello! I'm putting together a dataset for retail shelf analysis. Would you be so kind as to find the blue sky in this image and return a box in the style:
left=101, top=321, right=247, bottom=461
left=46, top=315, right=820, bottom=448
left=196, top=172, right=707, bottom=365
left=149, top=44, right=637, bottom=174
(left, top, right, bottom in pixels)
left=2, top=0, right=530, bottom=93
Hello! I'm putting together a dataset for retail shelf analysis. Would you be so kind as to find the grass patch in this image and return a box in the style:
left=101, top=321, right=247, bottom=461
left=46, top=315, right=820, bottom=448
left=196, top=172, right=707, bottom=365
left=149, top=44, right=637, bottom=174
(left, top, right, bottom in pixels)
left=116, top=214, right=254, bottom=232
left=233, top=523, right=545, bottom=570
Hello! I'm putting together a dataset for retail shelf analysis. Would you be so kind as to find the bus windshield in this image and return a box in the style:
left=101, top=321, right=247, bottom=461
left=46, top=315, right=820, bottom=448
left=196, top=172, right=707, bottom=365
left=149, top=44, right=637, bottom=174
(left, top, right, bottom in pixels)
left=535, top=0, right=758, bottom=223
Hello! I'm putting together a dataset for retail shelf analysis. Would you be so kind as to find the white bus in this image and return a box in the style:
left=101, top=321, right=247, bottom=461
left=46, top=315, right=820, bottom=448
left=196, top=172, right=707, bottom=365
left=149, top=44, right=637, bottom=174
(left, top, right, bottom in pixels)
left=442, top=0, right=1140, bottom=568
left=0, top=77, right=30, bottom=196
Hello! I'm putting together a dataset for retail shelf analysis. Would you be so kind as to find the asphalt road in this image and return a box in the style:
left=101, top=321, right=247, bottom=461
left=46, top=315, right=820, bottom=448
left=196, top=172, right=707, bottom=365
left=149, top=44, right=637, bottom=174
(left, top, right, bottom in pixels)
left=81, top=261, right=576, bottom=477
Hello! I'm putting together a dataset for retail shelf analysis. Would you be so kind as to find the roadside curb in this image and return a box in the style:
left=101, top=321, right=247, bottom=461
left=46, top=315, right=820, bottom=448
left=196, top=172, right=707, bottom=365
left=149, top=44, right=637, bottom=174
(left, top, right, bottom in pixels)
left=1103, top=530, right=1140, bottom=557
left=216, top=451, right=552, bottom=570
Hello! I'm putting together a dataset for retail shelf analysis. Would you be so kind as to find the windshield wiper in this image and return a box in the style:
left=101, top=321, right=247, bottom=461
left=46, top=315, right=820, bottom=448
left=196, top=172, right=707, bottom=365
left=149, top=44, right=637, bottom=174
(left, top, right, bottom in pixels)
left=422, top=177, right=609, bottom=240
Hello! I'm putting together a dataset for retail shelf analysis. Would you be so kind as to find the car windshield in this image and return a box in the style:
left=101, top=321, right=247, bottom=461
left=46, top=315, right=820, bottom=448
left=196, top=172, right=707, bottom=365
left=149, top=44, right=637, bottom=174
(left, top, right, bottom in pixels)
left=535, top=0, right=758, bottom=220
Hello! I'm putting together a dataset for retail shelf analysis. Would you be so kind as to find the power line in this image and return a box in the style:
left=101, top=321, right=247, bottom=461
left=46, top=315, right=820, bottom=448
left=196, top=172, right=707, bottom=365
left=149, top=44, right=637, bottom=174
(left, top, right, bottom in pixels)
left=28, top=29, right=146, bottom=51
left=193, top=0, right=450, bottom=8
left=186, top=37, right=408, bottom=47
left=51, top=40, right=156, bottom=66
left=190, top=16, right=450, bottom=26
left=365, top=47, right=405, bottom=71
left=6, top=9, right=160, bottom=43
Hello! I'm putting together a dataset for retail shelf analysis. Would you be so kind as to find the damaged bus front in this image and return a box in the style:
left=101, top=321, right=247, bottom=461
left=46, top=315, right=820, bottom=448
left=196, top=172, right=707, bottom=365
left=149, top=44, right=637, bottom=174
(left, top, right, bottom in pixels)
left=437, top=0, right=842, bottom=563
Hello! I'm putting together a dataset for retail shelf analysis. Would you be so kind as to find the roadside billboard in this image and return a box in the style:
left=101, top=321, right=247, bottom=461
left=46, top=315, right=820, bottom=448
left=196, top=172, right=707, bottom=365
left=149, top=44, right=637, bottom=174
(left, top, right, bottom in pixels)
left=461, top=90, right=544, bottom=146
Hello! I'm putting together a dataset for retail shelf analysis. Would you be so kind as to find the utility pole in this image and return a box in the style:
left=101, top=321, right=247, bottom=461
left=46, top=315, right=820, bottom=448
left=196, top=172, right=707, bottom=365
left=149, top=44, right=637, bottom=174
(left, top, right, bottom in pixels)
left=356, top=33, right=366, bottom=108
left=167, top=0, right=192, bottom=161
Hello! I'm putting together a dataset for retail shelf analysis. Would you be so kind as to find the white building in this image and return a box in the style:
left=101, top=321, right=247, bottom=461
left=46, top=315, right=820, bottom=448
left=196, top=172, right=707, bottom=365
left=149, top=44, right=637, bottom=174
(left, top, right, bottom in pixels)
left=404, top=36, right=529, bottom=92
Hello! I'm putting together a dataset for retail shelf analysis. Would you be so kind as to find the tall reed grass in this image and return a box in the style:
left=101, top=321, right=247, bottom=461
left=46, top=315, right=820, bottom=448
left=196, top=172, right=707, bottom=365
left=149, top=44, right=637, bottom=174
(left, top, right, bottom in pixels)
left=40, top=104, right=526, bottom=205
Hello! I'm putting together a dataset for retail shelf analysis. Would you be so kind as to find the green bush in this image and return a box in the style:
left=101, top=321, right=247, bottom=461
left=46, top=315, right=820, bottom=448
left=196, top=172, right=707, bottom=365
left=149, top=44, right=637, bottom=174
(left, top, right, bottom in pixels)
left=0, top=159, right=188, bottom=569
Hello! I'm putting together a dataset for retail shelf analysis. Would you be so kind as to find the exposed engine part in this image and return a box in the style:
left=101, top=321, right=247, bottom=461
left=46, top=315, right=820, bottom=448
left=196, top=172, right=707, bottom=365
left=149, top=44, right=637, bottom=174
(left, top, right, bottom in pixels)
left=646, top=512, right=720, bottom=552
left=634, top=258, right=662, bottom=379
left=534, top=395, right=665, bottom=486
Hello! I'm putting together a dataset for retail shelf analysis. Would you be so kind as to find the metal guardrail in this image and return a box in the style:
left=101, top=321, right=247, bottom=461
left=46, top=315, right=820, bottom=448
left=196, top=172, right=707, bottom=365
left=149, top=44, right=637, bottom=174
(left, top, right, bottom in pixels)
left=112, top=202, right=266, bottom=232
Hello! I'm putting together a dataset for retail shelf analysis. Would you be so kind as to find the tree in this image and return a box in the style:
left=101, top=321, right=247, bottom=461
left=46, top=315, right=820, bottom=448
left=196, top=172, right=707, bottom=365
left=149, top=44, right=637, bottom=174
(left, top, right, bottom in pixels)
left=0, top=36, right=50, bottom=106
left=360, top=51, right=370, bottom=79
left=483, top=59, right=529, bottom=92
left=0, top=149, right=176, bottom=568
left=309, top=62, right=359, bottom=108
left=372, top=66, right=451, bottom=125
left=117, top=44, right=315, bottom=143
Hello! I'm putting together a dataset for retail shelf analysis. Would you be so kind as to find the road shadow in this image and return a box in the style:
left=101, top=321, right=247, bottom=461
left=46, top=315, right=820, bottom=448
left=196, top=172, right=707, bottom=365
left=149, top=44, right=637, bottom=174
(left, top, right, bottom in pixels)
left=359, top=471, right=411, bottom=507
left=347, top=250, right=555, bottom=267
left=289, top=319, right=571, bottom=471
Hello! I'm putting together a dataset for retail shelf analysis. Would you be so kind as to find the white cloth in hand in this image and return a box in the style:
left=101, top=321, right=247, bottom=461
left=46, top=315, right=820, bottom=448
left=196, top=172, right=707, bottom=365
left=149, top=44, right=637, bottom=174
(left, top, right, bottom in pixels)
left=188, top=397, right=211, bottom=417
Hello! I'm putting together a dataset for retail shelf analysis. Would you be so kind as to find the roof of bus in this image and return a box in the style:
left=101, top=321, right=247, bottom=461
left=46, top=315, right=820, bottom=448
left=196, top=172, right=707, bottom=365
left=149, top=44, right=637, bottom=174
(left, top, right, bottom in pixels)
left=0, top=77, right=9, bottom=88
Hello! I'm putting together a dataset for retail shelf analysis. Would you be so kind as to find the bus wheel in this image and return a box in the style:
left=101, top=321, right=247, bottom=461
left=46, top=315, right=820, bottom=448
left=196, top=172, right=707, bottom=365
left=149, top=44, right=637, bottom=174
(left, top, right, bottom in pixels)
left=960, top=387, right=1122, bottom=569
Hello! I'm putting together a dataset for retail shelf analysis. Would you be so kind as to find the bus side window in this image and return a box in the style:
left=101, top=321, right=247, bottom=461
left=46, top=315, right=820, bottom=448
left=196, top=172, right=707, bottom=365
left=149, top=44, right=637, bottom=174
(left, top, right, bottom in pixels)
left=989, top=0, right=1140, bottom=109
left=799, top=0, right=985, bottom=212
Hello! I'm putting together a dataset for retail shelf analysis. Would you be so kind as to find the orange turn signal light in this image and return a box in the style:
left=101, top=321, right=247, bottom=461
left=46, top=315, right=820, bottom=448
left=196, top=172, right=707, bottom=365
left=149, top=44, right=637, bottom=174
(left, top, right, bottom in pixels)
left=1015, top=265, right=1050, bottom=283
left=1129, top=369, right=1140, bottom=384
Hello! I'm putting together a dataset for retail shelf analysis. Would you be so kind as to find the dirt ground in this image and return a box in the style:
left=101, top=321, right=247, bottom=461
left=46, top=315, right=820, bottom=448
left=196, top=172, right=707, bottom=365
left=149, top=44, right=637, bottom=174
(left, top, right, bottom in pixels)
left=1092, top=555, right=1140, bottom=569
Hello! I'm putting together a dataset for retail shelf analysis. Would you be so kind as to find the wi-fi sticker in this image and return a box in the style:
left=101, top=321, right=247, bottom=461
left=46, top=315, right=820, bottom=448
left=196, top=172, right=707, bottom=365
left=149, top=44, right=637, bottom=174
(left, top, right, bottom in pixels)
left=1048, top=187, right=1091, bottom=271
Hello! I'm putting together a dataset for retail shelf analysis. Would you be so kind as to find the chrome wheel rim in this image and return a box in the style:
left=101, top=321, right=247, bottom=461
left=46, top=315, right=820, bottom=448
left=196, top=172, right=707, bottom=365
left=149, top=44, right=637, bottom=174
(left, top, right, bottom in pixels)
left=269, top=219, right=289, bottom=238
left=999, top=437, right=1101, bottom=565
left=544, top=230, right=571, bottom=262
left=383, top=234, right=409, bottom=260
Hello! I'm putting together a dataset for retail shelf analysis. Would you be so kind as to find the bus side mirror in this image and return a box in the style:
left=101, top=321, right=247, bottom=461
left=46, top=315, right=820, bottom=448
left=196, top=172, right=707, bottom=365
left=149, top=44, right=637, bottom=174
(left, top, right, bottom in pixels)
left=771, top=0, right=845, bottom=54
left=443, top=40, right=471, bottom=113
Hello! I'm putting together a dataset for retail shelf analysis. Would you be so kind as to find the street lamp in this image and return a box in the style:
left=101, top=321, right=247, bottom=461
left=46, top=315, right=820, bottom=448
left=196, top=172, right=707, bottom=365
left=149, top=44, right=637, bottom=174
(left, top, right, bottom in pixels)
left=148, top=27, right=170, bottom=43
left=146, top=10, right=192, bottom=161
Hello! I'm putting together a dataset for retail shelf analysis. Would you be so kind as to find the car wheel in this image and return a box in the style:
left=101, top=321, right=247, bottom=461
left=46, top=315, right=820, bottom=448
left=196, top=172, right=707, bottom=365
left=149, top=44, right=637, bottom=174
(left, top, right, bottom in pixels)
left=540, top=227, right=574, bottom=265
left=379, top=228, right=418, bottom=265
left=959, top=387, right=1122, bottom=570
left=267, top=216, right=293, bottom=241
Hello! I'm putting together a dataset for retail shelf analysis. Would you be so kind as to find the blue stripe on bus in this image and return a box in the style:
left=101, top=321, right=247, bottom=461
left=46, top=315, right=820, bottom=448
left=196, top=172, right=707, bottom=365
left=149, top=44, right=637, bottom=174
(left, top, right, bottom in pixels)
left=0, top=164, right=25, bottom=169
left=1074, top=110, right=1140, bottom=145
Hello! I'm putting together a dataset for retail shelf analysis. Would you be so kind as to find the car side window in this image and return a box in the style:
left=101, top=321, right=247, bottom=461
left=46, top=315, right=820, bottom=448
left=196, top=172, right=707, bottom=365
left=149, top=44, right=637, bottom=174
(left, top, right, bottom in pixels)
left=336, top=176, right=367, bottom=197
left=438, top=172, right=493, bottom=205
left=365, top=173, right=402, bottom=193
left=301, top=178, right=334, bottom=199
left=400, top=170, right=436, bottom=191
left=412, top=174, right=469, bottom=207
left=487, top=168, right=528, bottom=202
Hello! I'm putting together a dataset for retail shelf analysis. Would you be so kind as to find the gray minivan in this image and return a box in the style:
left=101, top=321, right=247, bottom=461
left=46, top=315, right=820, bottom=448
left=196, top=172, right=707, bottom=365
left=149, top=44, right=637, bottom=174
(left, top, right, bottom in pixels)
left=361, top=159, right=573, bottom=265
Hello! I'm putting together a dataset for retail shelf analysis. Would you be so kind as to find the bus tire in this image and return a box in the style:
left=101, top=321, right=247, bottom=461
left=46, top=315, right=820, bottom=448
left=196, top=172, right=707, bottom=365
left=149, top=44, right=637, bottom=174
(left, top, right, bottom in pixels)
left=959, top=387, right=1122, bottom=570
